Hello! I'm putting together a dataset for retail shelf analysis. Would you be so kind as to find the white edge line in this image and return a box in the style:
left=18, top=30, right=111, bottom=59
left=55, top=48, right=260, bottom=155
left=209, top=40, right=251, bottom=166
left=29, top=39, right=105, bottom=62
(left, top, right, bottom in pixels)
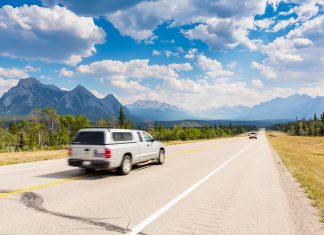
left=127, top=141, right=255, bottom=235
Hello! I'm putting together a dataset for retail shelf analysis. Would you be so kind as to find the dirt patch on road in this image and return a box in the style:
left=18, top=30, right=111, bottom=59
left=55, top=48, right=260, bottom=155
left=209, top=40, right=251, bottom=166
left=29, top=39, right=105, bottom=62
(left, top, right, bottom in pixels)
left=20, top=192, right=146, bottom=234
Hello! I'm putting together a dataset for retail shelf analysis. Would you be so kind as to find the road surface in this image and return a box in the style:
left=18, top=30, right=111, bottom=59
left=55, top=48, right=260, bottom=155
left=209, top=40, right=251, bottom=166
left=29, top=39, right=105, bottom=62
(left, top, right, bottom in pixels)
left=0, top=131, right=323, bottom=234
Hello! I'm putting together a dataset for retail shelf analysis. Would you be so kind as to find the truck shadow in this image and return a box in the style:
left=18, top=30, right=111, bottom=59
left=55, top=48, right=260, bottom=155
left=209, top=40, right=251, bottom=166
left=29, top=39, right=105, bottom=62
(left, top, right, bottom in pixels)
left=37, top=161, right=157, bottom=180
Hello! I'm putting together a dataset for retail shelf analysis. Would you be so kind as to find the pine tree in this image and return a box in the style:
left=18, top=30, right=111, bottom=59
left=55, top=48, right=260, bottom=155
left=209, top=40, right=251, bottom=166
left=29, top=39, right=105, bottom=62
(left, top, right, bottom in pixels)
left=118, top=107, right=125, bottom=128
left=314, top=113, right=318, bottom=121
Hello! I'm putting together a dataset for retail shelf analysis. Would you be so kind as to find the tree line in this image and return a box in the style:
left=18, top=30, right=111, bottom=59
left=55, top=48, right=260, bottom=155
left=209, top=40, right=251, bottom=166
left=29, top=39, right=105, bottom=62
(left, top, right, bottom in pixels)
left=150, top=124, right=255, bottom=141
left=270, top=112, right=324, bottom=136
left=0, top=107, right=255, bottom=152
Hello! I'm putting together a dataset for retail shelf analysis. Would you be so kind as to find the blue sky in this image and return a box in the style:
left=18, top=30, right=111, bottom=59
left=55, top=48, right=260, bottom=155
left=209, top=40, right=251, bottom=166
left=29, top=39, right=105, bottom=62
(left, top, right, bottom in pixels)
left=0, top=0, right=323, bottom=110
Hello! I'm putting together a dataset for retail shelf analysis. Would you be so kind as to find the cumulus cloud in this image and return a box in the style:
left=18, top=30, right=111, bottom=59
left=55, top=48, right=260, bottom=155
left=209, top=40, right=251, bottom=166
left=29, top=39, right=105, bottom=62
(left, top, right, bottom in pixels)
left=227, top=61, right=237, bottom=69
left=254, top=18, right=274, bottom=30
left=251, top=79, right=264, bottom=88
left=0, top=78, right=19, bottom=96
left=261, top=37, right=305, bottom=63
left=90, top=89, right=105, bottom=99
left=197, top=55, right=234, bottom=78
left=270, top=17, right=298, bottom=32
left=59, top=68, right=74, bottom=78
left=258, top=13, right=324, bottom=86
left=106, top=0, right=266, bottom=50
left=152, top=50, right=161, bottom=56
left=42, top=0, right=150, bottom=15
left=165, top=50, right=179, bottom=58
left=168, top=63, right=193, bottom=72
left=0, top=5, right=106, bottom=65
left=185, top=48, right=198, bottom=59
left=183, top=17, right=258, bottom=50
left=61, top=57, right=297, bottom=110
left=299, top=79, right=324, bottom=97
left=0, top=66, right=38, bottom=79
left=75, top=59, right=194, bottom=92
left=119, top=77, right=294, bottom=111
left=251, top=61, right=277, bottom=80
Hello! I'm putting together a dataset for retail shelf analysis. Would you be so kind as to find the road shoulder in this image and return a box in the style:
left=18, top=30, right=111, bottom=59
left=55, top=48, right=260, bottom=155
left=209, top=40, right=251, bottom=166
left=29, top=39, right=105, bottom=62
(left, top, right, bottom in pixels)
left=267, top=140, right=324, bottom=235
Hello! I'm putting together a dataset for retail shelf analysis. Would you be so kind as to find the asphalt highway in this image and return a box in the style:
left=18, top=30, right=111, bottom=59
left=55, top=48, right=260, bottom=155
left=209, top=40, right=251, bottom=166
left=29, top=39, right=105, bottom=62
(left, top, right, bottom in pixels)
left=0, top=131, right=323, bottom=234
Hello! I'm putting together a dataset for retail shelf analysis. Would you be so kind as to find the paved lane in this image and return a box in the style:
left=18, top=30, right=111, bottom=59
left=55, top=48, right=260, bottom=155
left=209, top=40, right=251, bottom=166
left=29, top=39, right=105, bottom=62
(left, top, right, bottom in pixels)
left=0, top=132, right=322, bottom=234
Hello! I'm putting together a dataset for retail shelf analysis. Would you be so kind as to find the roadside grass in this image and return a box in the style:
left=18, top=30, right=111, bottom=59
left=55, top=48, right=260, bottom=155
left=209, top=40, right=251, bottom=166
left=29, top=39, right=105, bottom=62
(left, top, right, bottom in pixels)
left=266, top=131, right=324, bottom=222
left=0, top=150, right=67, bottom=166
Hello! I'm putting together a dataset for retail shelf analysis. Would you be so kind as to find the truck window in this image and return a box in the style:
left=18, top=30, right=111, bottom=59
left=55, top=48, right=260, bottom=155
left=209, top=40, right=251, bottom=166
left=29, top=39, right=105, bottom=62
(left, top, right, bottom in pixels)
left=72, top=131, right=105, bottom=145
left=143, top=132, right=153, bottom=142
left=137, top=132, right=143, bottom=142
left=112, top=132, right=133, bottom=142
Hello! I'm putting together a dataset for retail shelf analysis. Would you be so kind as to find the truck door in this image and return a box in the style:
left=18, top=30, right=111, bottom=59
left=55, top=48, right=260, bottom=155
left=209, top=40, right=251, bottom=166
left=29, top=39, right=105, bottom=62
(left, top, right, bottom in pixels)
left=142, top=132, right=155, bottom=160
left=136, top=131, right=151, bottom=162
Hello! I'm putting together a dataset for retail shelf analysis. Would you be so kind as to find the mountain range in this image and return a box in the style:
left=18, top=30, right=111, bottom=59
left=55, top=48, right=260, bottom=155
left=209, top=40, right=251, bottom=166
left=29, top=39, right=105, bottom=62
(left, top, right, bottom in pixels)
left=127, top=100, right=196, bottom=121
left=0, top=78, right=323, bottom=122
left=0, top=78, right=129, bottom=120
left=201, top=94, right=324, bottom=120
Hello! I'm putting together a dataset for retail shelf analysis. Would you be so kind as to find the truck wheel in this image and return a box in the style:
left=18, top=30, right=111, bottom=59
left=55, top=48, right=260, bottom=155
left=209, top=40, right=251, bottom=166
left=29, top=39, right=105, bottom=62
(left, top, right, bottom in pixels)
left=156, top=149, right=165, bottom=165
left=118, top=155, right=132, bottom=175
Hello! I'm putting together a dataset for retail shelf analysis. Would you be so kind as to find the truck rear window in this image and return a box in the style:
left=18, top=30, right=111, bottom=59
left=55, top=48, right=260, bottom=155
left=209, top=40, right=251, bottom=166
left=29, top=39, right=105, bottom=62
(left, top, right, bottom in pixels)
left=72, top=131, right=105, bottom=145
left=112, top=132, right=133, bottom=142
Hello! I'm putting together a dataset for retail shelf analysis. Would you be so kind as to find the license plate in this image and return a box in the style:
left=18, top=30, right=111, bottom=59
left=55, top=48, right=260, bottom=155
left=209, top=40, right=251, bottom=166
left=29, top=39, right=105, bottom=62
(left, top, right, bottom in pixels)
left=82, top=161, right=91, bottom=166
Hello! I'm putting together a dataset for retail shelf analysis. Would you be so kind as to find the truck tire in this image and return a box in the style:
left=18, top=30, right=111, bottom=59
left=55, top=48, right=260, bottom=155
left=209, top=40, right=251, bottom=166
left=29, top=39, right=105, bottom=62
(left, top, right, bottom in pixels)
left=118, top=155, right=132, bottom=175
left=156, top=149, right=165, bottom=165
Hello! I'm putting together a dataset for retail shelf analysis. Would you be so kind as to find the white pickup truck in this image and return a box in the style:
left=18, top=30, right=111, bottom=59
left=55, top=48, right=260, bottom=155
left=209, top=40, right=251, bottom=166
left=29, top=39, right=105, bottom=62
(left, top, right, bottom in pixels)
left=68, top=128, right=165, bottom=175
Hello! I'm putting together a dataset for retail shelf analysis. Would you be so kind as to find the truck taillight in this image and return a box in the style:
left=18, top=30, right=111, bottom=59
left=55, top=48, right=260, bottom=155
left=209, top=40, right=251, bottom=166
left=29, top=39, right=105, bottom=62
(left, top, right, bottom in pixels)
left=68, top=147, right=72, bottom=157
left=105, top=148, right=111, bottom=158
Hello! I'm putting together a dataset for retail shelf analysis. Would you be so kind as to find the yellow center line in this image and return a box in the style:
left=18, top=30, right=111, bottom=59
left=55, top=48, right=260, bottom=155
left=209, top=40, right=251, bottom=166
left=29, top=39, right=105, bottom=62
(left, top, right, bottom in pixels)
left=0, top=175, right=88, bottom=199
left=0, top=142, right=220, bottom=199
left=166, top=144, right=219, bottom=158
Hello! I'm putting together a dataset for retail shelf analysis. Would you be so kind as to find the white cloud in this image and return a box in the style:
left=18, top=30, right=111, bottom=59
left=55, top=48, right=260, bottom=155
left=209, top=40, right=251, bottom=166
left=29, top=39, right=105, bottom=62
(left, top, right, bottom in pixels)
left=299, top=79, right=324, bottom=97
left=258, top=13, right=324, bottom=87
left=67, top=57, right=297, bottom=110
left=0, top=5, right=106, bottom=66
left=197, top=54, right=234, bottom=78
left=270, top=17, right=298, bottom=32
left=152, top=50, right=161, bottom=56
left=42, top=0, right=149, bottom=15
left=251, top=79, right=264, bottom=88
left=251, top=61, right=277, bottom=80
left=106, top=0, right=266, bottom=50
left=168, top=63, right=193, bottom=72
left=185, top=48, right=198, bottom=59
left=261, top=37, right=304, bottom=63
left=227, top=61, right=237, bottom=69
left=254, top=18, right=274, bottom=30
left=0, top=66, right=38, bottom=79
left=119, top=77, right=294, bottom=111
left=59, top=68, right=74, bottom=78
left=0, top=78, right=19, bottom=96
left=75, top=59, right=194, bottom=92
left=165, top=50, right=179, bottom=58
left=90, top=89, right=105, bottom=99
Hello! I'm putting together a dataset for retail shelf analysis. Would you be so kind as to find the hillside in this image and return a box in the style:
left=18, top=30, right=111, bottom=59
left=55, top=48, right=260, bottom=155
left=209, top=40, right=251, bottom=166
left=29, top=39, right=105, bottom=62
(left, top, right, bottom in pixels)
left=0, top=78, right=129, bottom=120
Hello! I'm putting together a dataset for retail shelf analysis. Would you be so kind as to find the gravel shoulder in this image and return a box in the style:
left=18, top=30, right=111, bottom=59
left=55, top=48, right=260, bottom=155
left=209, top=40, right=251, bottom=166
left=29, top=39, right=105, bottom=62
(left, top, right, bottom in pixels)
left=267, top=139, right=324, bottom=235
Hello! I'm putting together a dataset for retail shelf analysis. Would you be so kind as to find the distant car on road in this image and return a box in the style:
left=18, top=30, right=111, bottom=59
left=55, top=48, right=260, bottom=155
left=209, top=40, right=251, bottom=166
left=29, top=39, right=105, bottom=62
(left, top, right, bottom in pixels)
left=68, top=128, right=165, bottom=175
left=249, top=132, right=257, bottom=139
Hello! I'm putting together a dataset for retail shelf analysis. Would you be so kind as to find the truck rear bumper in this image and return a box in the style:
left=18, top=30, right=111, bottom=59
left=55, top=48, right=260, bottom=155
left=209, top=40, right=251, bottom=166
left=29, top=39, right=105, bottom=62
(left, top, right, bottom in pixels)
left=68, top=159, right=110, bottom=170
